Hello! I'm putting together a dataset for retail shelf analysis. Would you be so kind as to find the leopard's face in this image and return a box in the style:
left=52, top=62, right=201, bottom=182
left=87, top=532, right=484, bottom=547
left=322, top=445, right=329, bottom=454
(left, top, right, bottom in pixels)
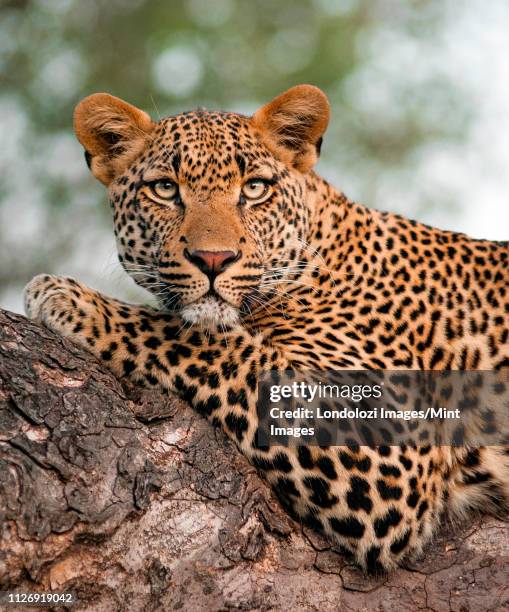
left=110, top=112, right=311, bottom=327
left=74, top=86, right=329, bottom=327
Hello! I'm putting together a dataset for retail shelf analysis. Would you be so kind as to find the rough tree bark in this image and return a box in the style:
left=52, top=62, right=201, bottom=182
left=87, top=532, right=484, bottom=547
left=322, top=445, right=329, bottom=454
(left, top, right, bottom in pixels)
left=0, top=308, right=507, bottom=612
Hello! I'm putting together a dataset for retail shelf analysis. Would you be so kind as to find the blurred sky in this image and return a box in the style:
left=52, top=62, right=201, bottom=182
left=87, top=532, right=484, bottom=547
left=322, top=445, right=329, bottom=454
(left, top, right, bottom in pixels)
left=1, top=0, right=508, bottom=313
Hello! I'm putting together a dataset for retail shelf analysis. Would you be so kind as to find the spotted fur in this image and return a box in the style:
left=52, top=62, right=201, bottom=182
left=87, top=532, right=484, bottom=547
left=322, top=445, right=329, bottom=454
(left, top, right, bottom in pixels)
left=25, top=85, right=509, bottom=572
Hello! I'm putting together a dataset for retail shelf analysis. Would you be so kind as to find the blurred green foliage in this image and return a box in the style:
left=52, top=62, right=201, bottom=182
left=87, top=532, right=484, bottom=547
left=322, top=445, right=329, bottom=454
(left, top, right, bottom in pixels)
left=0, top=0, right=479, bottom=311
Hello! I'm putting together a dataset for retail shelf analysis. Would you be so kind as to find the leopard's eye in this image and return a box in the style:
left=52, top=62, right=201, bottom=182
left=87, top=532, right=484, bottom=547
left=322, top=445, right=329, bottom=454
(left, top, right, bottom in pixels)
left=149, top=180, right=178, bottom=200
left=242, top=179, right=271, bottom=202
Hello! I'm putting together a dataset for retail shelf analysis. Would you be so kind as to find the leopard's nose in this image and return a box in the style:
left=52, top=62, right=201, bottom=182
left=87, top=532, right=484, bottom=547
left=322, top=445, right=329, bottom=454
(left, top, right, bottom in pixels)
left=184, top=249, right=241, bottom=277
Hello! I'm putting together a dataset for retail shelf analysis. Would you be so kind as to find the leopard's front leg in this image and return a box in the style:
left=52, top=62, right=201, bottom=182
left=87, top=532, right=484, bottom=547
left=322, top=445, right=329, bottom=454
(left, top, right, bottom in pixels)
left=24, top=275, right=287, bottom=434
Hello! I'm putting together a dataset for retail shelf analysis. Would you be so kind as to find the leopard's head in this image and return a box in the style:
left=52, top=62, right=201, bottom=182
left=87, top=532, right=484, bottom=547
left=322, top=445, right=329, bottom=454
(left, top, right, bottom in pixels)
left=74, top=85, right=329, bottom=328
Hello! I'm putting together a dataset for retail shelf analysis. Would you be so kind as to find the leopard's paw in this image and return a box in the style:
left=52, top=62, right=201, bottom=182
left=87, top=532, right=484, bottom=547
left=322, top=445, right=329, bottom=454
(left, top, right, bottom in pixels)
left=24, top=274, right=81, bottom=328
left=24, top=275, right=125, bottom=367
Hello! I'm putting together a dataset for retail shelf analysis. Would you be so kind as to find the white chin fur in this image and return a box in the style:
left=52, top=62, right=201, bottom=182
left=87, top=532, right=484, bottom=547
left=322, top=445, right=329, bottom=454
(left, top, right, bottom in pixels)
left=180, top=296, right=240, bottom=328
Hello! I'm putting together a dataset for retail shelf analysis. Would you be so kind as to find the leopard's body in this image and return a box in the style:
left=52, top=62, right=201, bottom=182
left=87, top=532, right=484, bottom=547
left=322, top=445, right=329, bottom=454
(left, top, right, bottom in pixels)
left=25, top=86, right=509, bottom=572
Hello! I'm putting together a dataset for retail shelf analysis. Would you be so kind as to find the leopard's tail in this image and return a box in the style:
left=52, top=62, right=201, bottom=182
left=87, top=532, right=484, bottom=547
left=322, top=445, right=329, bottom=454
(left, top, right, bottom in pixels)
left=447, top=446, right=509, bottom=519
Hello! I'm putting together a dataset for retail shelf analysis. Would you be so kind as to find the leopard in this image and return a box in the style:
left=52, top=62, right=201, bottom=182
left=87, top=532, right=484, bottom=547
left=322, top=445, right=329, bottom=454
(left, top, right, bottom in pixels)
left=24, top=85, right=509, bottom=573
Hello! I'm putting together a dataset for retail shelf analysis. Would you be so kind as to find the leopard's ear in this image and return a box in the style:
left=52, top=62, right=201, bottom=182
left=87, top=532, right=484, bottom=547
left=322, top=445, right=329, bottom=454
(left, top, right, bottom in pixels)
left=73, top=93, right=154, bottom=185
left=251, top=85, right=330, bottom=173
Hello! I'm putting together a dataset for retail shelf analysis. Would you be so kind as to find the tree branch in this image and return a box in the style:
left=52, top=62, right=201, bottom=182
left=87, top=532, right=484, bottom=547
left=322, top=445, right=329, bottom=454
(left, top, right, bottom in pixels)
left=0, top=309, right=507, bottom=610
